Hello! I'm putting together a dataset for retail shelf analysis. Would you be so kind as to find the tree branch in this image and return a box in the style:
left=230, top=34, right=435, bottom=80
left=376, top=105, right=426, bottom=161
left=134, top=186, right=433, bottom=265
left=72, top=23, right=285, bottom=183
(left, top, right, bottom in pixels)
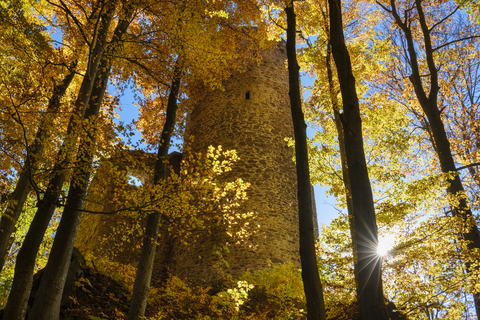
left=433, top=35, right=480, bottom=52
left=456, top=162, right=480, bottom=172
left=429, top=5, right=460, bottom=32
left=49, top=0, right=90, bottom=46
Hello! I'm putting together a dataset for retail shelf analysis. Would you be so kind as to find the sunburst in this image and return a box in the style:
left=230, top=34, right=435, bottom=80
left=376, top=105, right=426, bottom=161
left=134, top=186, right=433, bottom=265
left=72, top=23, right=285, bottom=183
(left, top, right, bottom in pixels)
left=376, top=233, right=395, bottom=257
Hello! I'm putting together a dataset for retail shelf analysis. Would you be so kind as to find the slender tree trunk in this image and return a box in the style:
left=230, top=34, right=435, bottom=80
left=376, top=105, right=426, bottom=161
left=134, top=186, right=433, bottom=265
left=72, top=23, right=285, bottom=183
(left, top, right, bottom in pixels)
left=127, top=59, right=182, bottom=320
left=0, top=0, right=113, bottom=274
left=2, top=57, right=111, bottom=320
left=327, top=38, right=405, bottom=320
left=1, top=6, right=115, bottom=317
left=328, top=0, right=388, bottom=319
left=326, top=44, right=356, bottom=247
left=25, top=12, right=132, bottom=320
left=387, top=0, right=480, bottom=316
left=0, top=64, right=77, bottom=273
left=428, top=102, right=480, bottom=318
left=284, top=3, right=326, bottom=320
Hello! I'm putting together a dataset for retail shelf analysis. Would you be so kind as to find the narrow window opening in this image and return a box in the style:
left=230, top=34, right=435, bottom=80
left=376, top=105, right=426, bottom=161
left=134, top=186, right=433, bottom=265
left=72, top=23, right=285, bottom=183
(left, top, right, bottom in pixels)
left=246, top=91, right=250, bottom=100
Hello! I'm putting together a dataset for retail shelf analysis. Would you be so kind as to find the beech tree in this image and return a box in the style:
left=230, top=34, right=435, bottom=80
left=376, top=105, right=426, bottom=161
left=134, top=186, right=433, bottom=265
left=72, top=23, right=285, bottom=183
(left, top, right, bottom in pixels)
left=375, top=0, right=480, bottom=316
left=0, top=0, right=113, bottom=272
left=2, top=0, right=480, bottom=318
left=1, top=65, right=79, bottom=319
left=126, top=57, right=182, bottom=320
left=0, top=0, right=136, bottom=318
left=0, top=0, right=79, bottom=273
left=284, top=1, right=327, bottom=319
left=295, top=1, right=389, bottom=316
left=327, top=0, right=390, bottom=318
left=23, top=5, right=136, bottom=320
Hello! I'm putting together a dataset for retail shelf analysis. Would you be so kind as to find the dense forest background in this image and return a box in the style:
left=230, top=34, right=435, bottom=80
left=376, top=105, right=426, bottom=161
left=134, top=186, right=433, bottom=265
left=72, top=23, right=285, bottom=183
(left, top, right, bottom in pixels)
left=1, top=0, right=480, bottom=319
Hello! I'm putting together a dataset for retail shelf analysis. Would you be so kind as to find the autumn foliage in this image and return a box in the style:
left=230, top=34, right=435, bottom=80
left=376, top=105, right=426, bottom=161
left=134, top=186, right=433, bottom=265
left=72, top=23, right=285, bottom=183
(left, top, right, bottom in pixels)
left=1, top=0, right=480, bottom=319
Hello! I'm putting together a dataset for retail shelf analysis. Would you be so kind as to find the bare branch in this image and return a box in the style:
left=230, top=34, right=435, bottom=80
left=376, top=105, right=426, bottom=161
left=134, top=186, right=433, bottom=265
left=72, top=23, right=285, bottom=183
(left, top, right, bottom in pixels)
left=429, top=5, right=460, bottom=32
left=456, top=162, right=480, bottom=172
left=433, top=35, right=480, bottom=52
left=376, top=1, right=391, bottom=13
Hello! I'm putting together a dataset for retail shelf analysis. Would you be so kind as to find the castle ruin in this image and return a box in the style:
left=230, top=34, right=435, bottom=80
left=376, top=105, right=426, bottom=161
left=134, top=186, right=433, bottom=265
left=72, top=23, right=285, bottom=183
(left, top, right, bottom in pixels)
left=75, top=40, right=304, bottom=285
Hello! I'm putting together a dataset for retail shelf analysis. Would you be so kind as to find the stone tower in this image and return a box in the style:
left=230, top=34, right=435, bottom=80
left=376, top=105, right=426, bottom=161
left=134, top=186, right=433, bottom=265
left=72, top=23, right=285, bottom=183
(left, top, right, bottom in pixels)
left=75, top=40, right=301, bottom=285
left=169, top=40, right=300, bottom=283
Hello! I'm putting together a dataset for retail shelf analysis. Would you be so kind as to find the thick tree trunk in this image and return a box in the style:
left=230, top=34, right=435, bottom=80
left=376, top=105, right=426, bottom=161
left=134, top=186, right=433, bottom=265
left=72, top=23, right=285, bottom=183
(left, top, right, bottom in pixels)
left=387, top=0, right=480, bottom=316
left=328, top=0, right=389, bottom=319
left=127, top=59, right=182, bottom=320
left=284, top=3, right=326, bottom=320
left=0, top=64, right=77, bottom=273
left=25, top=12, right=132, bottom=320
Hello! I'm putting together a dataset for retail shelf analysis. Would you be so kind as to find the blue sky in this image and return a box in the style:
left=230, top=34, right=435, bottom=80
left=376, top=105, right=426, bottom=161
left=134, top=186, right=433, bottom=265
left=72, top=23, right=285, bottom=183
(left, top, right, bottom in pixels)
left=47, top=13, right=340, bottom=230
left=114, top=75, right=340, bottom=230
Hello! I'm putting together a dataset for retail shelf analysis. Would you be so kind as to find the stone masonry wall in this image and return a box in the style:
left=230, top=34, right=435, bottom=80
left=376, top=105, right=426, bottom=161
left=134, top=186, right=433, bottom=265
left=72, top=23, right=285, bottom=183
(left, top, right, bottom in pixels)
left=75, top=151, right=181, bottom=284
left=170, top=40, right=301, bottom=284
left=76, top=40, right=304, bottom=286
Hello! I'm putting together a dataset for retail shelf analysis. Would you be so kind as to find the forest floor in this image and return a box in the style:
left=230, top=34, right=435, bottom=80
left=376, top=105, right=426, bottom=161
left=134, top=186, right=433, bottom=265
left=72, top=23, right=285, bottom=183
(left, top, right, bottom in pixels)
left=60, top=266, right=132, bottom=320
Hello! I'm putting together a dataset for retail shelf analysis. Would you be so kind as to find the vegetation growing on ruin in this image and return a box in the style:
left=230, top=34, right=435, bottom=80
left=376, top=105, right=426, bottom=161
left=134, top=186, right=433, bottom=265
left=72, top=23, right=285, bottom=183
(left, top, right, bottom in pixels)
left=1, top=0, right=480, bottom=318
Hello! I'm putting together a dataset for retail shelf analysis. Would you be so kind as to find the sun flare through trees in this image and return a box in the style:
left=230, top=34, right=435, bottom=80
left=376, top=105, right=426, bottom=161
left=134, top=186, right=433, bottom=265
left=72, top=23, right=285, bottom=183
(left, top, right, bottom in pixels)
left=1, top=0, right=480, bottom=319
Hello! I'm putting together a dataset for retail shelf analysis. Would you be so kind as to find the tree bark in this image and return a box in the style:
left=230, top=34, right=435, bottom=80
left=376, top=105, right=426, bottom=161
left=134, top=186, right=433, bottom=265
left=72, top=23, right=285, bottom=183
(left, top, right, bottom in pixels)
left=3, top=55, right=113, bottom=320
left=0, top=63, right=77, bottom=273
left=0, top=0, right=113, bottom=274
left=387, top=0, right=480, bottom=316
left=326, top=44, right=356, bottom=248
left=127, top=58, right=182, bottom=319
left=23, top=8, right=133, bottom=320
left=284, top=3, right=327, bottom=320
left=328, top=0, right=389, bottom=319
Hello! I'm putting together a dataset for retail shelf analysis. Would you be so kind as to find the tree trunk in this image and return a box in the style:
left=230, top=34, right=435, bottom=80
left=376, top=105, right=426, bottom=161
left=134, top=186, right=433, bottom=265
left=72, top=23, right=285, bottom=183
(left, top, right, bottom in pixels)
left=0, top=0, right=113, bottom=275
left=326, top=44, right=356, bottom=249
left=3, top=57, right=111, bottom=320
left=284, top=3, right=326, bottom=320
left=0, top=63, right=77, bottom=273
left=25, top=11, right=132, bottom=320
left=387, top=0, right=480, bottom=316
left=328, top=0, right=389, bottom=319
left=127, top=58, right=182, bottom=320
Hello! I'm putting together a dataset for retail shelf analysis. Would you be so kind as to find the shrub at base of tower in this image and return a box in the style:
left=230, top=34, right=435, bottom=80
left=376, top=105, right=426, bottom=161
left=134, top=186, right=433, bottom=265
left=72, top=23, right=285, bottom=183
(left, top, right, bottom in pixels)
left=58, top=258, right=308, bottom=320
left=75, top=144, right=258, bottom=287
left=12, top=250, right=406, bottom=320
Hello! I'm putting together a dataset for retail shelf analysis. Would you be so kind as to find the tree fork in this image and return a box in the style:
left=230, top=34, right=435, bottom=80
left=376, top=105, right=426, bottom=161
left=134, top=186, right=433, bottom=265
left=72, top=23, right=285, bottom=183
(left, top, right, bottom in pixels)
left=328, top=0, right=389, bottom=319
